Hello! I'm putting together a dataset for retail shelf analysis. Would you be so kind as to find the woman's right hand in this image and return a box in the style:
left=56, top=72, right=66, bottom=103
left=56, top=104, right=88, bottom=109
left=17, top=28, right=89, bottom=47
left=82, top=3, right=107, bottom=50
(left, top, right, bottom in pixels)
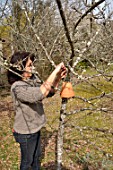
left=55, top=62, right=67, bottom=79
left=54, top=62, right=65, bottom=73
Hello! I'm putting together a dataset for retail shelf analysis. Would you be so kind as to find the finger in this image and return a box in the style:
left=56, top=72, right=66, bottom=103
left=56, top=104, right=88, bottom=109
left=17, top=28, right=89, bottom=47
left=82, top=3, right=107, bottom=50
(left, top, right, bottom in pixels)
left=61, top=71, right=67, bottom=78
left=61, top=66, right=67, bottom=72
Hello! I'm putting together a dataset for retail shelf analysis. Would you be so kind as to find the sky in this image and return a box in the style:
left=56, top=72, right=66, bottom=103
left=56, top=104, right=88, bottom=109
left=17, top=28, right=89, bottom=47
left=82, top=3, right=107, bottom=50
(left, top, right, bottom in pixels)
left=82, top=0, right=113, bottom=19
left=1, top=0, right=113, bottom=8
left=106, top=0, right=113, bottom=15
left=1, top=0, right=113, bottom=18
left=100, top=0, right=113, bottom=18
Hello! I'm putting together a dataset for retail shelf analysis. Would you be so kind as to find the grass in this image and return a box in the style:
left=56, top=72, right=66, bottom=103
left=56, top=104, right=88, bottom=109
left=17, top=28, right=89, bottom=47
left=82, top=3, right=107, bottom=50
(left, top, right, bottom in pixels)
left=0, top=71, right=113, bottom=169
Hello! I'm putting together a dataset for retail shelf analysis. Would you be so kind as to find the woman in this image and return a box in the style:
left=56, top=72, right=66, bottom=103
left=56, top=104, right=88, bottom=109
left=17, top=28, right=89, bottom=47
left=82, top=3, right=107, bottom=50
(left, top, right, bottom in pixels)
left=7, top=51, right=67, bottom=170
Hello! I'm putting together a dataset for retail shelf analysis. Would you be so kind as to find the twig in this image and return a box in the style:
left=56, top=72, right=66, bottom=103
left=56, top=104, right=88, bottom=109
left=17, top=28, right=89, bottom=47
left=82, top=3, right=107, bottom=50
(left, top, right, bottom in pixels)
left=73, top=0, right=105, bottom=34
left=65, top=125, right=113, bottom=135
left=23, top=5, right=56, bottom=68
left=67, top=107, right=112, bottom=116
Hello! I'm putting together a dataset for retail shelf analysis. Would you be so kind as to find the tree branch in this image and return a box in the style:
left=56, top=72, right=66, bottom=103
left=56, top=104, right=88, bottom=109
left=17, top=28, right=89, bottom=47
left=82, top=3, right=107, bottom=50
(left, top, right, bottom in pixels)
left=73, top=0, right=105, bottom=34
left=55, top=0, right=74, bottom=67
left=23, top=5, right=56, bottom=68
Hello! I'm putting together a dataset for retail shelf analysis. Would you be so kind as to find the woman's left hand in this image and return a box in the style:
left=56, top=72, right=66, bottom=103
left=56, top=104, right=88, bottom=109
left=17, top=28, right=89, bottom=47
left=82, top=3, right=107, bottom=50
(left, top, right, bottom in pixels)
left=57, top=66, right=67, bottom=80
left=60, top=68, right=67, bottom=79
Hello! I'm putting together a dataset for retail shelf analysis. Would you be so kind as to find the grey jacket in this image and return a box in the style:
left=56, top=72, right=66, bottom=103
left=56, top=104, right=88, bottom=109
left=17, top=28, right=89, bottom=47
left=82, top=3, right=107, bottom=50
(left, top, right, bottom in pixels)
left=11, top=79, right=46, bottom=134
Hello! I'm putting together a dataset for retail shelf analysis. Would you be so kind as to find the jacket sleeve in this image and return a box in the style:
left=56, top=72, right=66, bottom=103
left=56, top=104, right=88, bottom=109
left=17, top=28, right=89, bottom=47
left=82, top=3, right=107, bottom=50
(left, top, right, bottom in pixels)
left=46, top=91, right=55, bottom=98
left=13, top=85, right=45, bottom=103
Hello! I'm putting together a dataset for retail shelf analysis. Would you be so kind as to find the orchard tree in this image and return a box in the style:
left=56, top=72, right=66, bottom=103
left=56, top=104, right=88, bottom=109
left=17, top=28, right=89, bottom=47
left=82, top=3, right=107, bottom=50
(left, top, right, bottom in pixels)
left=0, top=0, right=113, bottom=169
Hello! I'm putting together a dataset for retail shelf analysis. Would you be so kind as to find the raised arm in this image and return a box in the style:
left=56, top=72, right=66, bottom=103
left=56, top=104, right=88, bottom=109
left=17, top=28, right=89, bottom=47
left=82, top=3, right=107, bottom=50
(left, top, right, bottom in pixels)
left=40, top=62, right=67, bottom=97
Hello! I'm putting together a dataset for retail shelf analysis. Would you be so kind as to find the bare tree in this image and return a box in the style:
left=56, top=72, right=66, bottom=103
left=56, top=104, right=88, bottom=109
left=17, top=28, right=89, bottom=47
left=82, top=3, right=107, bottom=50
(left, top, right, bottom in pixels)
left=0, top=0, right=113, bottom=169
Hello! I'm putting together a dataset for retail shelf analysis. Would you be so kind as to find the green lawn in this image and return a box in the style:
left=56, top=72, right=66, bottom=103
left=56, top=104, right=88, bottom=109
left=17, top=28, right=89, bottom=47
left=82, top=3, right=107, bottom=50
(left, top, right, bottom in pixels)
left=0, top=74, right=113, bottom=170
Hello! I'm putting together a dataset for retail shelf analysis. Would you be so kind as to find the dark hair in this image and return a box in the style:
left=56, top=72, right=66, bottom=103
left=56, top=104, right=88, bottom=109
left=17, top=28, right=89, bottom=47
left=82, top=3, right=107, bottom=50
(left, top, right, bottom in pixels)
left=7, top=51, right=35, bottom=85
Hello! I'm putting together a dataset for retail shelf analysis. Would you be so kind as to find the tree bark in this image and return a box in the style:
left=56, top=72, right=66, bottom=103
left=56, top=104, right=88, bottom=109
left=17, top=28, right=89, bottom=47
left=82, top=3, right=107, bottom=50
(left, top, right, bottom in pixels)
left=57, top=98, right=67, bottom=170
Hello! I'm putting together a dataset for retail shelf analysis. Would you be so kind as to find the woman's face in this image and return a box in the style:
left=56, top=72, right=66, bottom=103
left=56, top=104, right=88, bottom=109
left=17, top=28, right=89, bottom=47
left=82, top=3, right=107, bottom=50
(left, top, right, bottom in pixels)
left=23, top=58, right=33, bottom=78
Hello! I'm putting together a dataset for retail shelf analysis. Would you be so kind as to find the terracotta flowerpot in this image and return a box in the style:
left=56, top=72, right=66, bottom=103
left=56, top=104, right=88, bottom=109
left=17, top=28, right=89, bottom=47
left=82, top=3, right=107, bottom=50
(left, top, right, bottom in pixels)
left=60, top=82, right=75, bottom=98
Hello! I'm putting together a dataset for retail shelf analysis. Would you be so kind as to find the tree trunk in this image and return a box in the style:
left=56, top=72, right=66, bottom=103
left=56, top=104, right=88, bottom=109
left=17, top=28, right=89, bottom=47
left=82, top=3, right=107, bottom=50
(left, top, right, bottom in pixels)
left=56, top=98, right=67, bottom=170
